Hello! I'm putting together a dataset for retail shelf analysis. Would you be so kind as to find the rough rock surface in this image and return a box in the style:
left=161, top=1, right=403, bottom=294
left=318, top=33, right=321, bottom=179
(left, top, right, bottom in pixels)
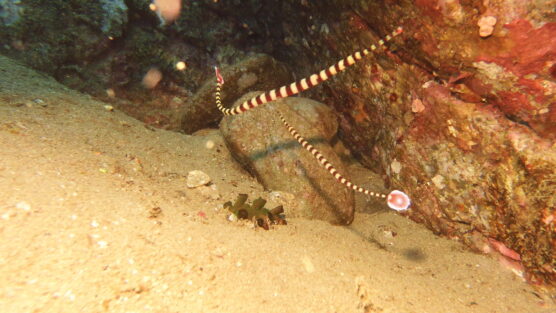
left=1, top=52, right=553, bottom=313
left=178, top=54, right=292, bottom=133
left=0, top=0, right=23, bottom=26
left=0, top=0, right=127, bottom=74
left=267, top=0, right=556, bottom=286
left=0, top=1, right=292, bottom=130
left=219, top=92, right=354, bottom=225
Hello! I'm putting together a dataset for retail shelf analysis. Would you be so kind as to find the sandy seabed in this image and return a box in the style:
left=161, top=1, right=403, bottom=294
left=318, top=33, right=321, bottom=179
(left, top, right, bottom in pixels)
left=0, top=55, right=553, bottom=313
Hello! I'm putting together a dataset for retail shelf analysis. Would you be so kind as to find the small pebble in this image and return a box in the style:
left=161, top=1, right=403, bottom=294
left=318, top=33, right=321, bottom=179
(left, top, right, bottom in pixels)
left=33, top=98, right=46, bottom=107
left=211, top=247, right=225, bottom=257
left=205, top=140, right=215, bottom=149
left=391, top=160, right=402, bottom=174
left=186, top=170, right=211, bottom=188
left=301, top=256, right=315, bottom=273
left=16, top=201, right=31, bottom=211
left=382, top=230, right=396, bottom=238
left=1, top=211, right=13, bottom=220
left=227, top=214, right=238, bottom=222
left=432, top=175, right=446, bottom=189
left=64, top=290, right=75, bottom=301
left=197, top=185, right=220, bottom=200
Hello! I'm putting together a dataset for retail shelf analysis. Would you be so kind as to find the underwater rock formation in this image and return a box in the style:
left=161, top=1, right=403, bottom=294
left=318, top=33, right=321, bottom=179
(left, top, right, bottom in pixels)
left=0, top=0, right=128, bottom=74
left=179, top=54, right=292, bottom=133
left=0, top=0, right=23, bottom=26
left=0, top=0, right=553, bottom=287
left=99, top=0, right=128, bottom=37
left=220, top=92, right=355, bottom=225
left=272, top=0, right=555, bottom=286
left=0, top=1, right=287, bottom=125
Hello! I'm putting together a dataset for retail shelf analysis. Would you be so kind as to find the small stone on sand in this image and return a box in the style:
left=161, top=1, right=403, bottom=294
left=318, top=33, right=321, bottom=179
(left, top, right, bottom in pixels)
left=186, top=170, right=211, bottom=188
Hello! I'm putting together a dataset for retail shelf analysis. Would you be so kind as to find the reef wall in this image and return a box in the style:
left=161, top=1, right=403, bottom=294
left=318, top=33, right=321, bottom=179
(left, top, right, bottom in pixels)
left=277, top=0, right=555, bottom=286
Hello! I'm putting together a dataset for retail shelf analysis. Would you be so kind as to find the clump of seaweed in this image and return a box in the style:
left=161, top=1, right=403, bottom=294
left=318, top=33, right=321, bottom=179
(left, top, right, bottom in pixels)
left=224, top=194, right=287, bottom=230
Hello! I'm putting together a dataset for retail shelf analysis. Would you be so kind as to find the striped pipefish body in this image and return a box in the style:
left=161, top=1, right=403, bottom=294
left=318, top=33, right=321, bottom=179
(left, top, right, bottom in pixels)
left=215, top=27, right=403, bottom=116
left=215, top=27, right=410, bottom=212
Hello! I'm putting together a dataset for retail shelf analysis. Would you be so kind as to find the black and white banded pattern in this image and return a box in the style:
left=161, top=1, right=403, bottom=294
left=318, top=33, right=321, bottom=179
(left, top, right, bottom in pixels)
left=214, top=26, right=410, bottom=211
left=278, top=111, right=410, bottom=211
left=277, top=111, right=385, bottom=198
left=215, top=27, right=403, bottom=116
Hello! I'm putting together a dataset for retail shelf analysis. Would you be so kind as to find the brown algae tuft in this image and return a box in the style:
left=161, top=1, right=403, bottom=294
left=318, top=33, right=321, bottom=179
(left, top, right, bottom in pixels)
left=224, top=194, right=286, bottom=230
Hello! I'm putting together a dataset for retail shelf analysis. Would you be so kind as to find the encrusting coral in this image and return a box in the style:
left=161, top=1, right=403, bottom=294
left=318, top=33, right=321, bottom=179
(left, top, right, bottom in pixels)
left=214, top=27, right=411, bottom=213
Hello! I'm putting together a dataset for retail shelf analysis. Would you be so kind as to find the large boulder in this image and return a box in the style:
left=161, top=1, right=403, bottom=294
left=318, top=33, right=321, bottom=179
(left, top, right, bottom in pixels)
left=219, top=93, right=355, bottom=225
left=178, top=54, right=293, bottom=133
